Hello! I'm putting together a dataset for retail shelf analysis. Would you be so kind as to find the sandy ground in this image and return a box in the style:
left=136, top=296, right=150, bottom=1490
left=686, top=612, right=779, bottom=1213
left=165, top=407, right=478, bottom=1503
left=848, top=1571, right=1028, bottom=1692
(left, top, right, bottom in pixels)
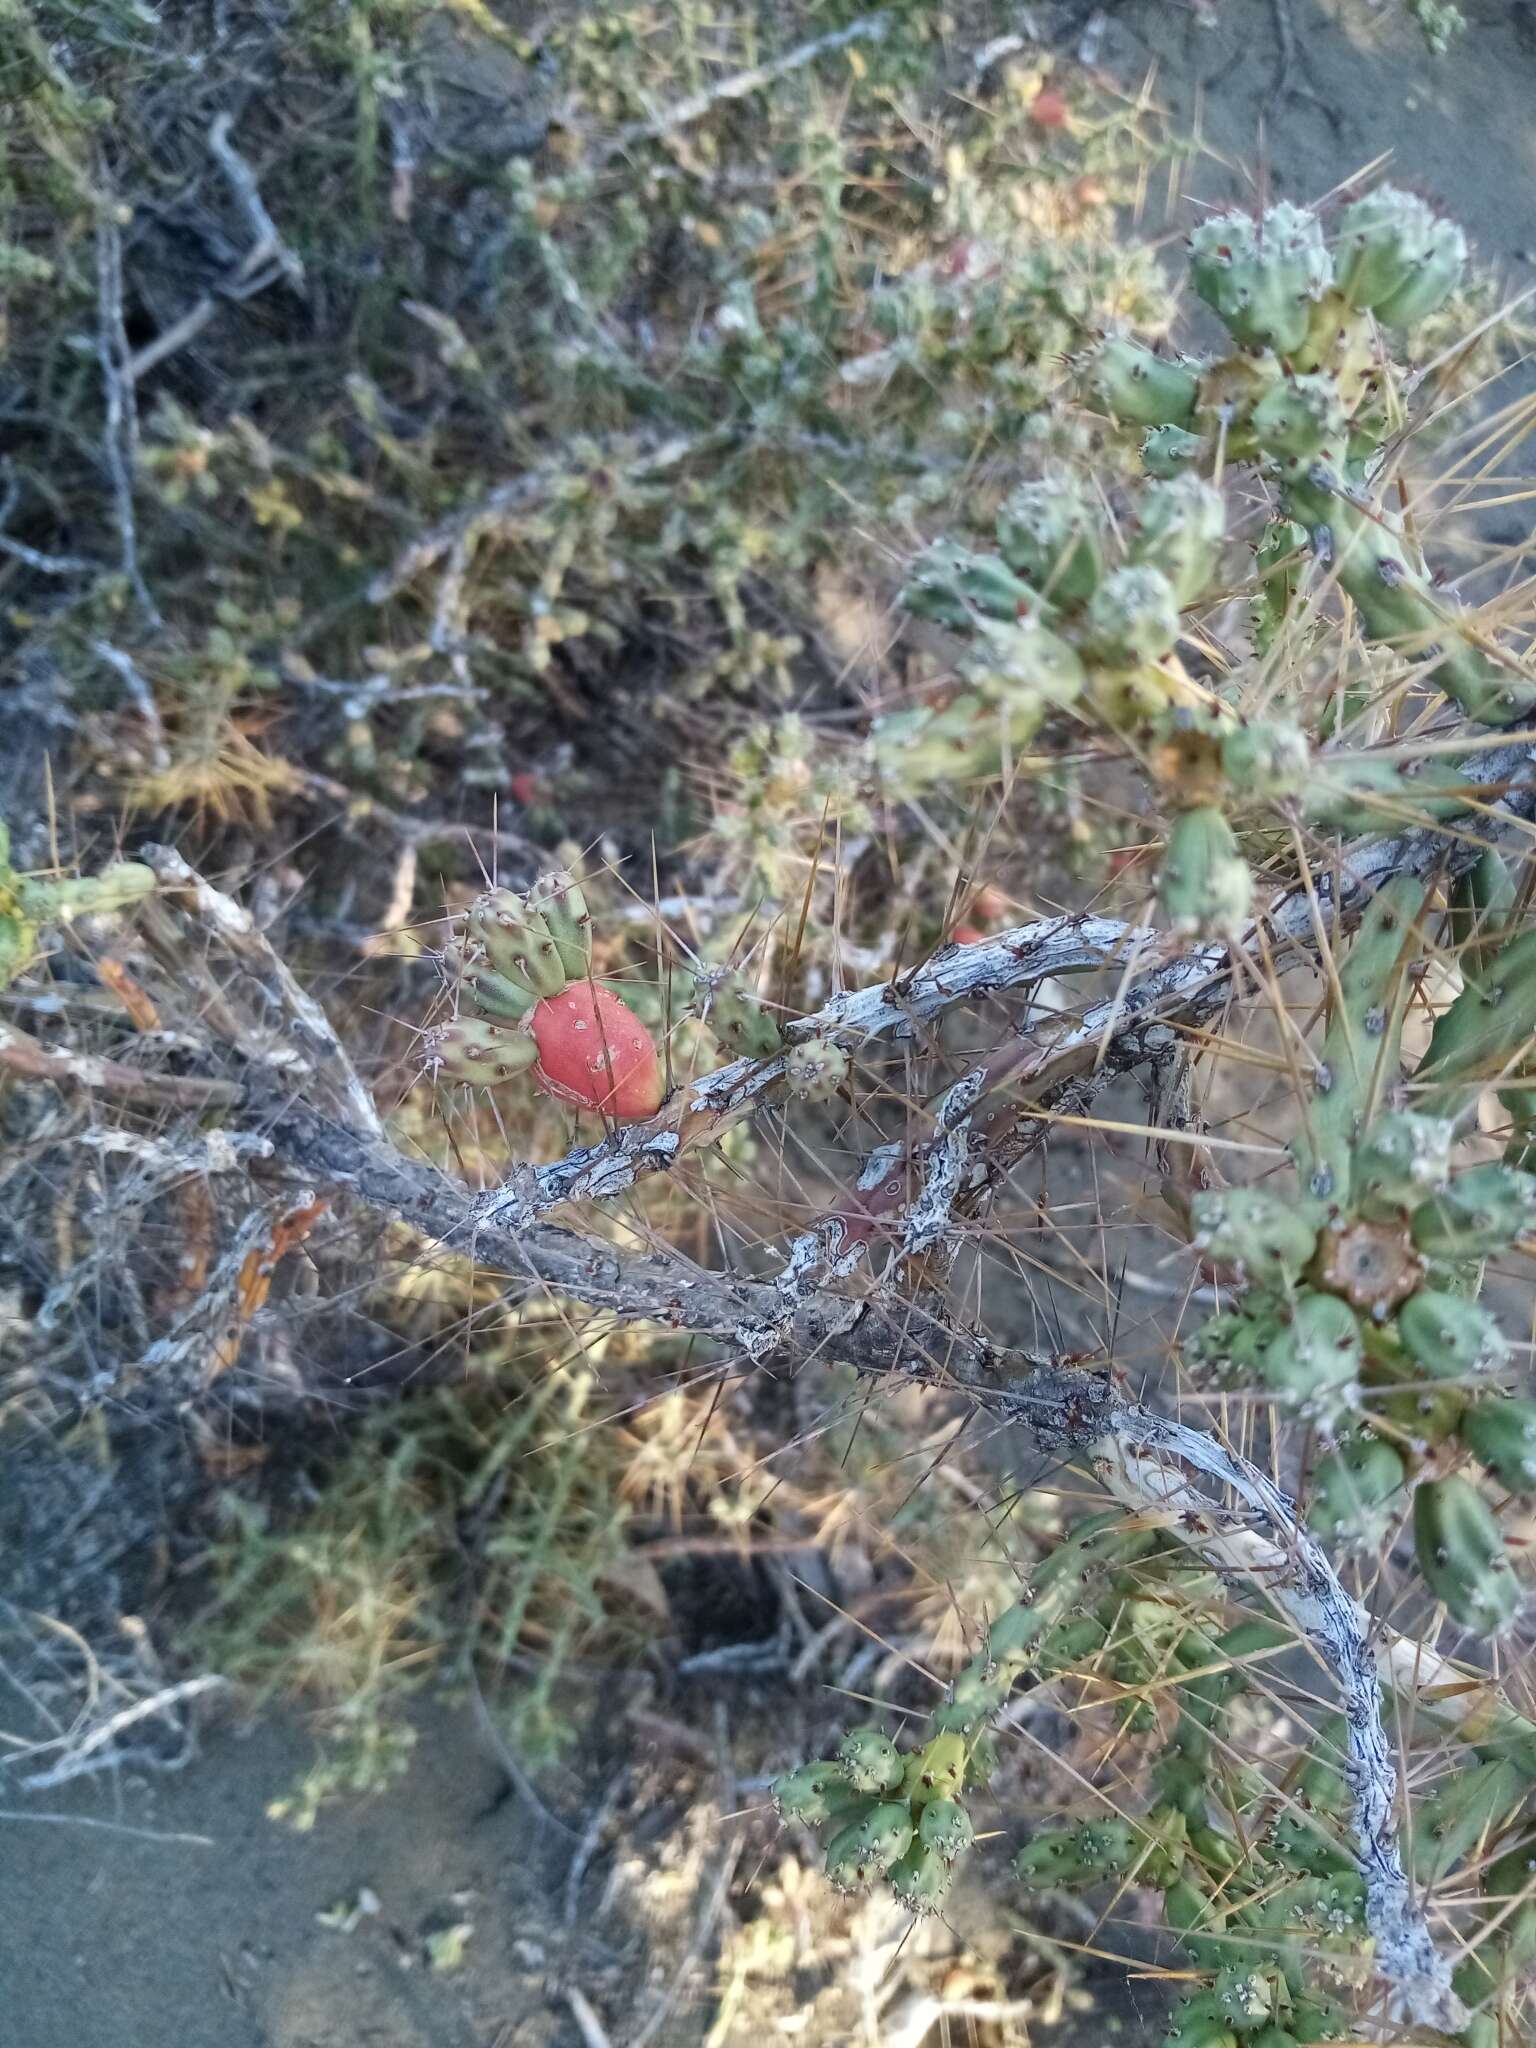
left=1141, top=0, right=1536, bottom=258
left=0, top=1704, right=588, bottom=2048
left=0, top=1693, right=1174, bottom=2048
left=7, top=6, right=1536, bottom=2046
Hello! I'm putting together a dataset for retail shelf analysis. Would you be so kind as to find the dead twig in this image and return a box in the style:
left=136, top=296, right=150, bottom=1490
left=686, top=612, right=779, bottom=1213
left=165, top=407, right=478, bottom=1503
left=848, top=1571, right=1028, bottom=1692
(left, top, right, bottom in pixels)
left=0, top=464, right=94, bottom=578
left=0, top=1021, right=243, bottom=1111
left=141, top=845, right=384, bottom=1139
left=125, top=110, right=303, bottom=383
left=17, top=1675, right=228, bottom=1792
left=93, top=641, right=170, bottom=771
left=601, top=14, right=890, bottom=157
left=95, top=213, right=159, bottom=627
left=565, top=1988, right=615, bottom=2048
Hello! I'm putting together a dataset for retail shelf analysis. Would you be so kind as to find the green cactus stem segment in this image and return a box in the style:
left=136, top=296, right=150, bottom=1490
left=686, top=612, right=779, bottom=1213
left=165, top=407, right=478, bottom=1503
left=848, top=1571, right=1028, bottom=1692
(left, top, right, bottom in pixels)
left=1351, top=1111, right=1453, bottom=1220
left=836, top=1726, right=905, bottom=1795
left=1220, top=718, right=1310, bottom=801
left=1417, top=1753, right=1531, bottom=1875
left=1128, top=475, right=1226, bottom=605
left=1158, top=806, right=1253, bottom=939
left=1331, top=186, right=1468, bottom=329
left=1396, top=1290, right=1510, bottom=1382
left=466, top=887, right=570, bottom=1000
left=1309, top=1434, right=1407, bottom=1549
left=1410, top=1165, right=1536, bottom=1260
left=463, top=963, right=540, bottom=1022
left=1188, top=203, right=1331, bottom=355
left=1257, top=1291, right=1363, bottom=1427
left=1413, top=1476, right=1521, bottom=1637
left=824, top=1801, right=916, bottom=1888
left=1334, top=187, right=1466, bottom=321
left=1278, top=462, right=1536, bottom=728
left=423, top=1014, right=540, bottom=1086
left=1419, top=930, right=1536, bottom=1116
left=1457, top=1398, right=1536, bottom=1494
left=1084, top=564, right=1183, bottom=668
left=1250, top=519, right=1307, bottom=655
left=1449, top=849, right=1519, bottom=985
left=1251, top=373, right=1346, bottom=460
left=1143, top=423, right=1205, bottom=476
left=917, top=1798, right=975, bottom=1860
left=1088, top=334, right=1202, bottom=428
left=1299, top=752, right=1485, bottom=831
left=870, top=690, right=1042, bottom=797
left=995, top=473, right=1103, bottom=606
left=525, top=869, right=593, bottom=980
left=771, top=1760, right=860, bottom=1826
left=783, top=1034, right=848, bottom=1100
left=695, top=969, right=784, bottom=1059
left=899, top=539, right=1043, bottom=627
left=886, top=1839, right=954, bottom=1914
left=1291, top=875, right=1425, bottom=1205
left=1190, top=1186, right=1321, bottom=1282
left=0, top=834, right=155, bottom=989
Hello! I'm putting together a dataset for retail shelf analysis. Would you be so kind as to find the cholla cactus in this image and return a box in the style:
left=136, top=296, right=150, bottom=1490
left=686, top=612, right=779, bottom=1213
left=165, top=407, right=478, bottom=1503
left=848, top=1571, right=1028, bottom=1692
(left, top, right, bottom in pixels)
left=1414, top=1478, right=1522, bottom=1636
left=1187, top=201, right=1332, bottom=354
left=0, top=821, right=155, bottom=988
left=776, top=1516, right=1406, bottom=2043
left=785, top=1495, right=1536, bottom=2047
left=391, top=178, right=1536, bottom=2048
left=1172, top=864, right=1536, bottom=1641
left=1082, top=188, right=1536, bottom=731
left=875, top=189, right=1532, bottom=937
left=423, top=873, right=664, bottom=1119
left=689, top=965, right=784, bottom=1060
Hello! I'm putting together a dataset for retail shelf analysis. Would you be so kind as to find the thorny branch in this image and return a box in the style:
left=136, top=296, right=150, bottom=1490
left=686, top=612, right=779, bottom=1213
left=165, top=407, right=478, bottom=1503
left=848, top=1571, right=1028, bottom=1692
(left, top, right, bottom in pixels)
left=251, top=1095, right=1469, bottom=2032
left=475, top=737, right=1536, bottom=1252
left=124, top=111, right=306, bottom=385
left=25, top=744, right=1536, bottom=2022
left=1092, top=1420, right=1466, bottom=2032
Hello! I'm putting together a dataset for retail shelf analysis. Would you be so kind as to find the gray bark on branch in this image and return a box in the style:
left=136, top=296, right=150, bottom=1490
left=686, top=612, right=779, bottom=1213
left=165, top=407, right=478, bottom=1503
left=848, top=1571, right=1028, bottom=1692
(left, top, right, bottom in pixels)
left=104, top=746, right=1536, bottom=2030
left=472, top=737, right=1536, bottom=1239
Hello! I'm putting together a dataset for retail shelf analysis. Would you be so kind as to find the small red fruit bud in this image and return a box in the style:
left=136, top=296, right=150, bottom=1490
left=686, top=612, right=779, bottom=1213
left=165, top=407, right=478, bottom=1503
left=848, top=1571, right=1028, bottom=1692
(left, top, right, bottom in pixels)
left=1030, top=88, right=1069, bottom=129
left=529, top=983, right=664, bottom=1119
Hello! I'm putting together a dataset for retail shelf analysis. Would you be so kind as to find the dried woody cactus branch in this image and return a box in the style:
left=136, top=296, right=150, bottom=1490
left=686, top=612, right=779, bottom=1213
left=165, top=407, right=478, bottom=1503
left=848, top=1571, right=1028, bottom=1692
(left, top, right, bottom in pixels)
left=478, top=734, right=1536, bottom=1241
left=138, top=742, right=1533, bottom=2029
left=1094, top=1420, right=1467, bottom=2030
left=254, top=1099, right=1478, bottom=2029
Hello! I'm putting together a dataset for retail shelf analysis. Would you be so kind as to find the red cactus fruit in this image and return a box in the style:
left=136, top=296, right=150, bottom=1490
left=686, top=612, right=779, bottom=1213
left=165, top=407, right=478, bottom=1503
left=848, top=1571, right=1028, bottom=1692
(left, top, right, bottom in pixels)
left=528, top=983, right=664, bottom=1119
